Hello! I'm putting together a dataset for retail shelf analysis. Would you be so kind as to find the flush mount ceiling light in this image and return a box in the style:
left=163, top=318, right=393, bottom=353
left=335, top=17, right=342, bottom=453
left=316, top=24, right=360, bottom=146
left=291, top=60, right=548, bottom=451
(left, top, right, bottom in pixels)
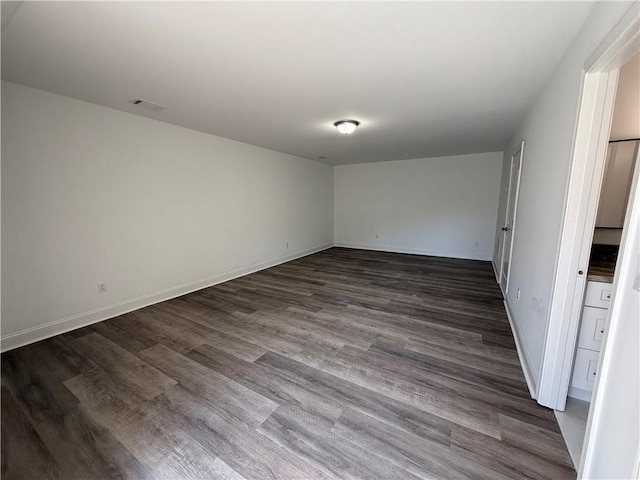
left=334, top=120, right=360, bottom=135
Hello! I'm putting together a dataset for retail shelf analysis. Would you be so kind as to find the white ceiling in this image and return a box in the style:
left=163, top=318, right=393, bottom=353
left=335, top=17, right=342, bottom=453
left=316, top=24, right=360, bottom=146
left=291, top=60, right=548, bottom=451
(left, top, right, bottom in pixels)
left=1, top=1, right=594, bottom=165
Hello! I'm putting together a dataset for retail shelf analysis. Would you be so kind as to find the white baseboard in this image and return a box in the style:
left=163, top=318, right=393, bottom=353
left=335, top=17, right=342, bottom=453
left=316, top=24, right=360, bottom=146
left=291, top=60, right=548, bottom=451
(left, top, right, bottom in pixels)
left=1, top=243, right=333, bottom=352
left=334, top=242, right=491, bottom=261
left=491, top=259, right=500, bottom=284
left=504, top=298, right=538, bottom=399
left=568, top=386, right=593, bottom=402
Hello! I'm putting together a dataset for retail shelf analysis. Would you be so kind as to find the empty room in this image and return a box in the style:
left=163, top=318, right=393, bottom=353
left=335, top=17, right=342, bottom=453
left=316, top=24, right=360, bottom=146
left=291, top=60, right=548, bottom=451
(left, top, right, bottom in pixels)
left=1, top=2, right=639, bottom=479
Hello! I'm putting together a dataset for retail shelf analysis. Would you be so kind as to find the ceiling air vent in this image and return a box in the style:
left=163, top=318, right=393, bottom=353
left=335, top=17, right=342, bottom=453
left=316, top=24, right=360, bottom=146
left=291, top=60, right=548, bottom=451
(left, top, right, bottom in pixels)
left=128, top=99, right=166, bottom=112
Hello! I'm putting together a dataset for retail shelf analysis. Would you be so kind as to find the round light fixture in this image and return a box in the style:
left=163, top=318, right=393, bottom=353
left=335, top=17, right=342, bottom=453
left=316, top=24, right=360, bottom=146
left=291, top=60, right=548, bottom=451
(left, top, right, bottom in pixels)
left=334, top=120, right=360, bottom=135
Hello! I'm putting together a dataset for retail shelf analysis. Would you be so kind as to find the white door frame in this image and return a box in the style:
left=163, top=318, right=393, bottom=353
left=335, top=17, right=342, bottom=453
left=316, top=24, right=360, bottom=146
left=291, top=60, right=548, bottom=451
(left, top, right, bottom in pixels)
left=537, top=2, right=639, bottom=410
left=499, top=141, right=524, bottom=294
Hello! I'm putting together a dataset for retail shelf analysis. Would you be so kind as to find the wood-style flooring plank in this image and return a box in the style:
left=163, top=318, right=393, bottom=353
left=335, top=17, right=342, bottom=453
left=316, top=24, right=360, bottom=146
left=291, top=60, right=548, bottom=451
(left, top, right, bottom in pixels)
left=259, top=405, right=422, bottom=480
left=144, top=386, right=331, bottom=480
left=70, top=333, right=177, bottom=400
left=1, top=337, right=90, bottom=425
left=368, top=339, right=529, bottom=396
left=152, top=302, right=268, bottom=361
left=1, top=387, right=61, bottom=480
left=102, top=403, right=242, bottom=480
left=35, top=406, right=155, bottom=480
left=255, top=351, right=454, bottom=447
left=331, top=407, right=512, bottom=480
left=90, top=321, right=156, bottom=353
left=290, top=344, right=503, bottom=439
left=404, top=334, right=520, bottom=366
left=450, top=425, right=576, bottom=480
left=498, top=414, right=575, bottom=469
left=138, top=343, right=278, bottom=428
left=63, top=365, right=147, bottom=426
left=186, top=343, right=343, bottom=427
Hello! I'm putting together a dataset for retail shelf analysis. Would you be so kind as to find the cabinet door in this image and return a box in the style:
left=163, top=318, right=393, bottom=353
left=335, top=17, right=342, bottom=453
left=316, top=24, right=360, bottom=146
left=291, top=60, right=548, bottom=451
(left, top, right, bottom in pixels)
left=571, top=348, right=600, bottom=392
left=584, top=281, right=612, bottom=308
left=596, top=140, right=638, bottom=228
left=578, top=306, right=608, bottom=351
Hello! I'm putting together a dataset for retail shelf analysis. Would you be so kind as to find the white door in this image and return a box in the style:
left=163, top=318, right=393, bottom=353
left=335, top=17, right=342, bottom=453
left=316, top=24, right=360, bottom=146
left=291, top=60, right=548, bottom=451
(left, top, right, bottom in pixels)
left=500, top=142, right=524, bottom=293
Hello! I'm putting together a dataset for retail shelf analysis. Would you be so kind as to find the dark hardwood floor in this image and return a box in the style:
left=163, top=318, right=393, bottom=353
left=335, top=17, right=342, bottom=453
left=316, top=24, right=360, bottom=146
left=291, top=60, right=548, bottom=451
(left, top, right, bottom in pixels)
left=1, top=248, right=575, bottom=479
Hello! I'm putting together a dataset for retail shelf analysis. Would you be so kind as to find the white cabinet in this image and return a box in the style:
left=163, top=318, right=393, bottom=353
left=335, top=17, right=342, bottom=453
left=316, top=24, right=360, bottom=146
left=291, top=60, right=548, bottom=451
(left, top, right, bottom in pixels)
left=570, top=280, right=611, bottom=401
left=596, top=140, right=638, bottom=228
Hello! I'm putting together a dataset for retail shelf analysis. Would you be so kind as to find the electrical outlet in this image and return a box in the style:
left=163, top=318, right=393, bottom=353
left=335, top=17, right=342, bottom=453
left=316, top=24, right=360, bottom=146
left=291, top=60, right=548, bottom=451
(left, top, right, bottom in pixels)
left=474, top=241, right=479, bottom=247
left=375, top=234, right=379, bottom=239
left=516, top=288, right=521, bottom=300
left=286, top=242, right=289, bottom=249
left=97, top=282, right=107, bottom=294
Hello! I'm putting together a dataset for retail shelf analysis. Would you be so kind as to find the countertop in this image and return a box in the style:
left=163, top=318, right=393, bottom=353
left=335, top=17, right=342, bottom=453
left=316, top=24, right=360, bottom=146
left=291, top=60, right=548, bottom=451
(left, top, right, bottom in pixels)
left=587, top=244, right=618, bottom=283
left=587, top=259, right=616, bottom=283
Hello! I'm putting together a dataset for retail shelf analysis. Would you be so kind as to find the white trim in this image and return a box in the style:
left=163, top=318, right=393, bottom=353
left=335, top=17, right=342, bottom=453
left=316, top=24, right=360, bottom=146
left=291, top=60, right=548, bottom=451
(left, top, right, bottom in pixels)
left=538, top=70, right=619, bottom=411
left=585, top=3, right=640, bottom=72
left=503, top=299, right=537, bottom=399
left=491, top=259, right=500, bottom=283
left=0, top=243, right=333, bottom=352
left=333, top=242, right=491, bottom=261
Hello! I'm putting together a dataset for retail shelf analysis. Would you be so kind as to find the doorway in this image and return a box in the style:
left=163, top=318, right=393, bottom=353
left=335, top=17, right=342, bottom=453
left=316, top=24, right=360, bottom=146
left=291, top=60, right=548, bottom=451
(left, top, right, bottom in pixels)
left=538, top=6, right=639, bottom=412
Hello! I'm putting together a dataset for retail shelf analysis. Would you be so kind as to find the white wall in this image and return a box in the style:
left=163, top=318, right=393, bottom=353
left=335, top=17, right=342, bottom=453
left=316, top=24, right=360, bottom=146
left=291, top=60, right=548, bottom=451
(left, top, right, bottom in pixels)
left=494, top=2, right=636, bottom=387
left=592, top=228, right=622, bottom=245
left=609, top=51, right=640, bottom=141
left=1, top=81, right=334, bottom=350
left=593, top=53, right=640, bottom=247
left=334, top=152, right=503, bottom=261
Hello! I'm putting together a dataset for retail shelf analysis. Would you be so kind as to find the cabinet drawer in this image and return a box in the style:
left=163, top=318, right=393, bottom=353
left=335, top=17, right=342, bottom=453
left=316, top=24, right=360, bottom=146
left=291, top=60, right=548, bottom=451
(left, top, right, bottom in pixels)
left=584, top=281, right=612, bottom=308
left=571, top=348, right=600, bottom=392
left=578, top=306, right=608, bottom=351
